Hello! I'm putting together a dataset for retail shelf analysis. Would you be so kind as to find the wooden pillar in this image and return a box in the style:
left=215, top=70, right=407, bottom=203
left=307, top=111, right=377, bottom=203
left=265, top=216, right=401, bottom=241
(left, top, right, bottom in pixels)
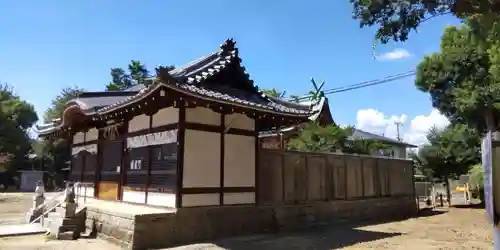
left=118, top=123, right=129, bottom=201
left=175, top=102, right=186, bottom=208
left=145, top=115, right=153, bottom=204
left=360, top=159, right=365, bottom=197
left=94, top=129, right=103, bottom=198
left=254, top=120, right=260, bottom=205
left=219, top=113, right=225, bottom=205
left=344, top=157, right=348, bottom=200
left=374, top=159, right=381, bottom=197
left=80, top=132, right=86, bottom=183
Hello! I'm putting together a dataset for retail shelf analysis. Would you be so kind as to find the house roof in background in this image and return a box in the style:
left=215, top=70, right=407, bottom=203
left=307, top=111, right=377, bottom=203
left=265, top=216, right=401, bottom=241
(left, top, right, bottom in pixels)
left=351, top=129, right=417, bottom=148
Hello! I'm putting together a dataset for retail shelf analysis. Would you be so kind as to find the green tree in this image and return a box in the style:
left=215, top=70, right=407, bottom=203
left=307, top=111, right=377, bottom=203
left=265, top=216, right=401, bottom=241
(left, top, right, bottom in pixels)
left=415, top=17, right=500, bottom=133
left=36, top=87, right=84, bottom=188
left=342, top=138, right=390, bottom=155
left=106, top=62, right=176, bottom=91
left=289, top=95, right=301, bottom=103
left=106, top=60, right=150, bottom=91
left=416, top=124, right=480, bottom=206
left=287, top=122, right=389, bottom=154
left=350, top=0, right=500, bottom=44
left=468, top=163, right=485, bottom=203
left=262, top=88, right=282, bottom=98
left=43, top=87, right=84, bottom=123
left=287, top=122, right=350, bottom=152
left=0, top=83, right=38, bottom=175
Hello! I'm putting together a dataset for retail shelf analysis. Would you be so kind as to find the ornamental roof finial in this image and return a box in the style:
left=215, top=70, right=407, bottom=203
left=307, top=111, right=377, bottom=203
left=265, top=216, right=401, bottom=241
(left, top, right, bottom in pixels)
left=220, top=38, right=236, bottom=52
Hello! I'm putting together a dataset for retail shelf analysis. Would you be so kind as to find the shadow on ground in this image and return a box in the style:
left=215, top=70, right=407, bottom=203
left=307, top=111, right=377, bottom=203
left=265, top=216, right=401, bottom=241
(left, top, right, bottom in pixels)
left=158, top=209, right=443, bottom=249
left=453, top=203, right=485, bottom=209
left=194, top=227, right=402, bottom=250
left=416, top=208, right=447, bottom=218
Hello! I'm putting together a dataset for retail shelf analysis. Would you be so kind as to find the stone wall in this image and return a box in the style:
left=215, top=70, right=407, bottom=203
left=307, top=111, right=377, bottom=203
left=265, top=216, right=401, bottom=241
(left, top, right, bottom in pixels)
left=85, top=207, right=135, bottom=248
left=86, top=196, right=416, bottom=250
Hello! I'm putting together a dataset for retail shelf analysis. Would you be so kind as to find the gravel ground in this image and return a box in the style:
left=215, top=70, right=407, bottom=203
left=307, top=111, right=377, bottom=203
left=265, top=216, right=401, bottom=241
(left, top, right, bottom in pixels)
left=0, top=193, right=493, bottom=250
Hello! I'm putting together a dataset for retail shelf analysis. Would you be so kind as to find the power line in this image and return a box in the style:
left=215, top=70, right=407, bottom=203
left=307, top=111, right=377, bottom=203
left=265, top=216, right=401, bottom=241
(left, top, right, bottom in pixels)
left=289, top=70, right=416, bottom=101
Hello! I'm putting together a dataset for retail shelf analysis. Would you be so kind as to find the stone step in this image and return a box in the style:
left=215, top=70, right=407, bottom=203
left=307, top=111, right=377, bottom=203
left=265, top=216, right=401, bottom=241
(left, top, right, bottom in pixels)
left=79, top=228, right=94, bottom=238
left=49, top=217, right=82, bottom=227
left=57, top=230, right=77, bottom=240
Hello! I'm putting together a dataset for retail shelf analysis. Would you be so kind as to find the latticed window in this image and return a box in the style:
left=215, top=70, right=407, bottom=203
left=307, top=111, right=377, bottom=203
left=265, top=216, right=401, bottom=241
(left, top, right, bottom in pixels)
left=70, top=155, right=83, bottom=182
left=126, top=147, right=148, bottom=187
left=82, top=151, right=97, bottom=183
left=150, top=143, right=177, bottom=191
left=101, top=140, right=122, bottom=182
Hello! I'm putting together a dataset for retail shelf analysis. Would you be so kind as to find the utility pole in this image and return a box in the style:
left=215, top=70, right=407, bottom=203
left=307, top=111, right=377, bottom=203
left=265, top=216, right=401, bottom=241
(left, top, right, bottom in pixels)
left=394, top=121, right=403, bottom=141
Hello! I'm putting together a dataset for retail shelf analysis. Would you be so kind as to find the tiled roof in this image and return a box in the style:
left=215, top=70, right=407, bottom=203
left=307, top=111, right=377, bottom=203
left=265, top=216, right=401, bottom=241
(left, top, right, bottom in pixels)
left=35, top=39, right=323, bottom=136
left=96, top=39, right=319, bottom=116
left=70, top=95, right=136, bottom=112
left=259, top=97, right=333, bottom=137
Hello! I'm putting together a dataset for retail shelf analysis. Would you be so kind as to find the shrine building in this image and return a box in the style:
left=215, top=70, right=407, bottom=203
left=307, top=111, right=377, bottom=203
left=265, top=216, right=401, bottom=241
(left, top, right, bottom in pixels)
left=36, top=39, right=323, bottom=208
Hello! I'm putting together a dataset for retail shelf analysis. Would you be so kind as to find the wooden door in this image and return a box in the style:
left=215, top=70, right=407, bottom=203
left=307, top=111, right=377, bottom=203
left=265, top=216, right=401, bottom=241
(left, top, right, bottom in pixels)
left=98, top=140, right=122, bottom=201
left=98, top=181, right=119, bottom=200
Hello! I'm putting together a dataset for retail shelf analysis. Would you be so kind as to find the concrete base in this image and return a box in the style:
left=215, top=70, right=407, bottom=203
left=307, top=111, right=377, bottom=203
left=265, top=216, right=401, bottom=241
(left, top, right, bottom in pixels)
left=85, top=196, right=417, bottom=250
left=62, top=203, right=77, bottom=218
left=0, top=224, right=46, bottom=237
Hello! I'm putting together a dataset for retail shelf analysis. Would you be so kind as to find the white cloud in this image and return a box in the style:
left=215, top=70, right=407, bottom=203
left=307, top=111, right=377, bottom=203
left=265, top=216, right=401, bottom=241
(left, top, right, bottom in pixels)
left=355, top=108, right=449, bottom=147
left=377, top=48, right=412, bottom=61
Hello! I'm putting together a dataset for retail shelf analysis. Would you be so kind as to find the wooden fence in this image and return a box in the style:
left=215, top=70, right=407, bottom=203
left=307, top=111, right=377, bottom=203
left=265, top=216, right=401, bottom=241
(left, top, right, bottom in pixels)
left=257, top=149, right=415, bottom=204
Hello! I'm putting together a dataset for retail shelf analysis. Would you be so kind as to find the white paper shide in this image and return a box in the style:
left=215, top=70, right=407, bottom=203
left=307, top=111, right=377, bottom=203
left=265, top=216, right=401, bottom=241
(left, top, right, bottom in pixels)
left=127, top=129, right=178, bottom=149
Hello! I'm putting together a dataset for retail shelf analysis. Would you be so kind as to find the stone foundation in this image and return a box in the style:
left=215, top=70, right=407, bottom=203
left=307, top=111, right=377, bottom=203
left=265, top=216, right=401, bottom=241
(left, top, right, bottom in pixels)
left=85, top=196, right=416, bottom=250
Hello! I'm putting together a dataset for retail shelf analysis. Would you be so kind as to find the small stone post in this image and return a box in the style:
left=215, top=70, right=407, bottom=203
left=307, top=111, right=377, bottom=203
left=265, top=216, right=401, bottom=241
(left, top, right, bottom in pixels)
left=26, top=181, right=45, bottom=223
left=62, top=182, right=77, bottom=218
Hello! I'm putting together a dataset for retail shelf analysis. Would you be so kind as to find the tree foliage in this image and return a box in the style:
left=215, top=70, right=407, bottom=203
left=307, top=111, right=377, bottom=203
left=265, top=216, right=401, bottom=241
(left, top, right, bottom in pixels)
left=287, top=122, right=350, bottom=152
left=415, top=124, right=480, bottom=204
left=0, top=84, right=38, bottom=172
left=350, top=0, right=500, bottom=44
left=35, top=87, right=84, bottom=187
left=105, top=61, right=176, bottom=91
left=43, top=87, right=84, bottom=123
left=415, top=16, right=500, bottom=132
left=287, top=122, right=390, bottom=154
left=262, top=88, right=282, bottom=98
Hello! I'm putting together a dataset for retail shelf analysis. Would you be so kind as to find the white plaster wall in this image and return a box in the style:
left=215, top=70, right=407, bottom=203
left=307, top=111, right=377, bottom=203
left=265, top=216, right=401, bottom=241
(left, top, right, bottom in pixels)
left=182, top=193, right=219, bottom=207
left=128, top=114, right=150, bottom=133
left=73, top=132, right=85, bottom=144
left=147, top=192, right=176, bottom=208
left=186, top=107, right=221, bottom=125
left=76, top=185, right=94, bottom=198
left=223, top=192, right=255, bottom=205
left=152, top=107, right=179, bottom=127
left=225, top=113, right=254, bottom=130
left=224, top=134, right=255, bottom=187
left=394, top=145, right=407, bottom=159
left=19, top=171, right=43, bottom=192
left=122, top=189, right=146, bottom=204
left=86, top=128, right=99, bottom=141
left=183, top=130, right=220, bottom=187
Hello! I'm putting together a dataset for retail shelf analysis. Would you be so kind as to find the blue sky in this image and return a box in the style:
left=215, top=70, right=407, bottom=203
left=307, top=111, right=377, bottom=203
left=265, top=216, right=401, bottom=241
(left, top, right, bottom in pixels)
left=0, top=0, right=460, bottom=144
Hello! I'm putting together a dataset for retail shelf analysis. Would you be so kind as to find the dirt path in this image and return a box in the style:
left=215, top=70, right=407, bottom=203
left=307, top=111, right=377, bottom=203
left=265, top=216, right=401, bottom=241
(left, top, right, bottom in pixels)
left=0, top=193, right=493, bottom=249
left=0, top=193, right=34, bottom=225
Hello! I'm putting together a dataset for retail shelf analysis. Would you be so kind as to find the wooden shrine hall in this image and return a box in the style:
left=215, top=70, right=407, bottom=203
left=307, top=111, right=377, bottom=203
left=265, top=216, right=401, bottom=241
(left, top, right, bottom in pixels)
left=36, top=39, right=324, bottom=208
